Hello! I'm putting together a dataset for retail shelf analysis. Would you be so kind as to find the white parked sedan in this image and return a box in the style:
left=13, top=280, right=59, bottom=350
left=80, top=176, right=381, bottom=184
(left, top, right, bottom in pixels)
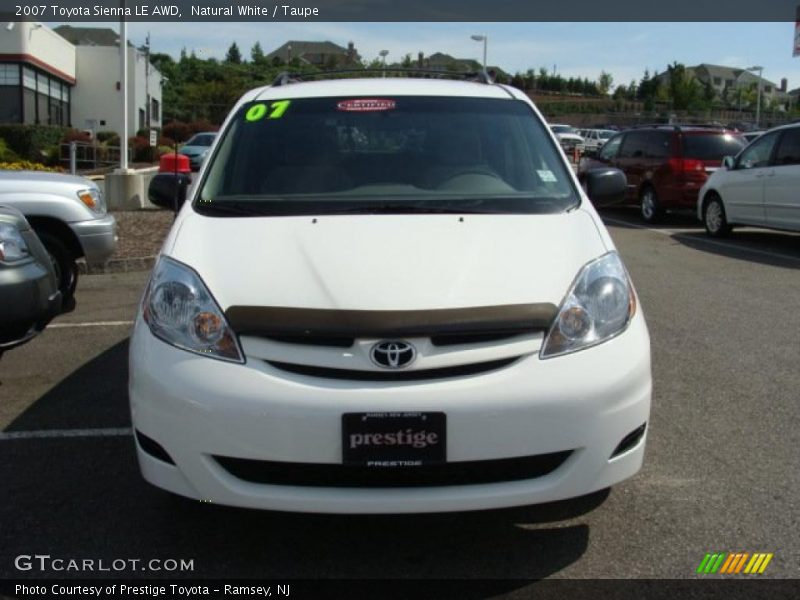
left=130, top=75, right=651, bottom=514
left=699, top=123, right=800, bottom=236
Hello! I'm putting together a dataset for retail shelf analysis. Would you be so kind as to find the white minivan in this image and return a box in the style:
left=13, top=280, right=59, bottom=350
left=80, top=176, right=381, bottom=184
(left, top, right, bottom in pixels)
left=131, top=74, right=651, bottom=514
left=699, top=122, right=800, bottom=236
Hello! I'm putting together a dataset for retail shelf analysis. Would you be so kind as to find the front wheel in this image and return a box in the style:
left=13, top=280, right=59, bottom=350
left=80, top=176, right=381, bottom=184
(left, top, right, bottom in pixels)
left=35, top=230, right=78, bottom=302
left=703, top=194, right=732, bottom=238
left=639, top=186, right=664, bottom=224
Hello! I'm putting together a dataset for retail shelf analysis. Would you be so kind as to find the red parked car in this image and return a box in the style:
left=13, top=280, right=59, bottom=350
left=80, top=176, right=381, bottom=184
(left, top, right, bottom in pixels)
left=578, top=125, right=746, bottom=222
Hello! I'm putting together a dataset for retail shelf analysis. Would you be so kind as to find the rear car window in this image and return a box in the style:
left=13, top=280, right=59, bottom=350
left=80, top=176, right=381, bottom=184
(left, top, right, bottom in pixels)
left=681, top=133, right=745, bottom=160
left=199, top=96, right=578, bottom=215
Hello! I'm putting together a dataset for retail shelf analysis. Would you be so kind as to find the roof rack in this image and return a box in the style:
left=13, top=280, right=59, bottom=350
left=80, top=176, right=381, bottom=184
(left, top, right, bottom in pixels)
left=270, top=68, right=495, bottom=87
left=628, top=123, right=729, bottom=131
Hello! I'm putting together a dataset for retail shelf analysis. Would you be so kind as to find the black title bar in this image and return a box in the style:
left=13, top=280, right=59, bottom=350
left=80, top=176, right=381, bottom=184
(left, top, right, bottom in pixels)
left=3, top=0, right=800, bottom=22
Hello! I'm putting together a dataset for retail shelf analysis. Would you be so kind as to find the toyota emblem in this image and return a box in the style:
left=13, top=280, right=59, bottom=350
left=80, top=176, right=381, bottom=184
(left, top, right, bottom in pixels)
left=370, top=340, right=416, bottom=369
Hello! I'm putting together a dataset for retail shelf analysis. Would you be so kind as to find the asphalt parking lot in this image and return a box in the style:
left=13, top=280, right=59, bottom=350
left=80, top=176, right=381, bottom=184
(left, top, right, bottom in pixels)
left=1, top=208, right=798, bottom=585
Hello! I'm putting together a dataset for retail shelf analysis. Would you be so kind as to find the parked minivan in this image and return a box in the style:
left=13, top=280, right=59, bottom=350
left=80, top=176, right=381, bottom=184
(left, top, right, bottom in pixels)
left=579, top=125, right=746, bottom=223
left=699, top=122, right=800, bottom=236
left=131, top=74, right=651, bottom=513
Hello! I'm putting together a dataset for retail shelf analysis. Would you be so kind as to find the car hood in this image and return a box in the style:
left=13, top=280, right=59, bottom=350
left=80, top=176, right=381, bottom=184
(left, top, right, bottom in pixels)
left=556, top=133, right=584, bottom=142
left=0, top=170, right=97, bottom=194
left=167, top=209, right=608, bottom=312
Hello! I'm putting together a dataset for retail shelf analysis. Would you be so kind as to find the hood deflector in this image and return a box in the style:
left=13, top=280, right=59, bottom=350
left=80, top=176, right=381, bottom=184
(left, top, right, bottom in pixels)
left=225, top=303, right=558, bottom=339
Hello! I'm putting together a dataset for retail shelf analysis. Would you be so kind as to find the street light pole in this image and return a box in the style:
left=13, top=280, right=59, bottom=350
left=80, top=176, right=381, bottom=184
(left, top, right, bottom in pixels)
left=470, top=34, right=487, bottom=72
left=379, top=49, right=388, bottom=77
left=119, top=8, right=128, bottom=172
left=747, top=65, right=763, bottom=128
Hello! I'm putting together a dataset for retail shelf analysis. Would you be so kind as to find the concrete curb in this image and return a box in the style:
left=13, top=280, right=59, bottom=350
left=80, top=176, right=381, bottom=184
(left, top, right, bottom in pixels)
left=78, top=256, right=156, bottom=275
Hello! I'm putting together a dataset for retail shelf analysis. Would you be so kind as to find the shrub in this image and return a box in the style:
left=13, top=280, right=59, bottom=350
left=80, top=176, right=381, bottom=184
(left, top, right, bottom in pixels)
left=187, top=119, right=219, bottom=134
left=0, top=160, right=64, bottom=172
left=0, top=125, right=68, bottom=161
left=96, top=130, right=119, bottom=144
left=128, top=135, right=160, bottom=163
left=101, top=134, right=120, bottom=147
left=162, top=121, right=191, bottom=143
left=0, top=139, right=19, bottom=162
left=136, top=127, right=164, bottom=139
left=42, top=144, right=61, bottom=167
left=62, top=129, right=92, bottom=143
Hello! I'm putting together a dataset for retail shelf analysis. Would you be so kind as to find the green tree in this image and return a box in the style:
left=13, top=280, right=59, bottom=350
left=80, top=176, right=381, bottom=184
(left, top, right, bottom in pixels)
left=225, top=42, right=242, bottom=64
left=250, top=42, right=266, bottom=65
left=598, top=71, right=613, bottom=95
left=665, top=62, right=707, bottom=110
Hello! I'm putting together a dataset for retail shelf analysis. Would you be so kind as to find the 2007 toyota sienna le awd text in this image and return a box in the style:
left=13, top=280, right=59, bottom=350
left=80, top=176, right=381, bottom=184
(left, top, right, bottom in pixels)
left=129, top=74, right=651, bottom=514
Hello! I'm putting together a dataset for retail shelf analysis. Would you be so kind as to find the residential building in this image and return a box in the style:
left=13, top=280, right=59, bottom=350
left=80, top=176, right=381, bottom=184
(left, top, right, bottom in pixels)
left=266, top=40, right=360, bottom=67
left=414, top=52, right=507, bottom=79
left=656, top=63, right=791, bottom=108
left=54, top=25, right=163, bottom=135
left=0, top=21, right=75, bottom=126
left=421, top=52, right=482, bottom=72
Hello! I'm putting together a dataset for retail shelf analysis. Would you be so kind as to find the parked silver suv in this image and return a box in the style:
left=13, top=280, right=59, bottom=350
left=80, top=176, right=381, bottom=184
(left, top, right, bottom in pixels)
left=0, top=170, right=117, bottom=301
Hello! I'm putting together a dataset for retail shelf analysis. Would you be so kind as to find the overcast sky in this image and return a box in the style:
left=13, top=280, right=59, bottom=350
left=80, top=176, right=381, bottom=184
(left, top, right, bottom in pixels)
left=66, top=21, right=800, bottom=91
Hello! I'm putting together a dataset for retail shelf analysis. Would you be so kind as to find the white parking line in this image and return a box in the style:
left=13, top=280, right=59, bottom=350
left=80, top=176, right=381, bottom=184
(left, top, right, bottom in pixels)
left=603, top=216, right=800, bottom=264
left=0, top=427, right=132, bottom=441
left=49, top=320, right=134, bottom=329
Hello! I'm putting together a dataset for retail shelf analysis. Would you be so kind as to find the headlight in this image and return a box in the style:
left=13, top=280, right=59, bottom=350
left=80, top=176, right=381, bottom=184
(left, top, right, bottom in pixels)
left=142, top=256, right=244, bottom=363
left=0, top=223, right=30, bottom=262
left=77, top=188, right=106, bottom=214
left=541, top=252, right=636, bottom=358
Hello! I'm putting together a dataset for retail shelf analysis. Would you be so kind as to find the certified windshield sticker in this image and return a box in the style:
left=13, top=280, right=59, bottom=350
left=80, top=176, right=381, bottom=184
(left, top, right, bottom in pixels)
left=337, top=99, right=396, bottom=112
left=537, top=169, right=557, bottom=182
left=245, top=100, right=291, bottom=122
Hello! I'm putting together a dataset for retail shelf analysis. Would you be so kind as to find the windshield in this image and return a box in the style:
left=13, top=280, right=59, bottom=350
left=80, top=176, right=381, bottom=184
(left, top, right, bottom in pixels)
left=550, top=125, right=575, bottom=135
left=682, top=133, right=746, bottom=160
left=598, top=130, right=616, bottom=139
left=187, top=134, right=215, bottom=146
left=197, top=96, right=578, bottom=216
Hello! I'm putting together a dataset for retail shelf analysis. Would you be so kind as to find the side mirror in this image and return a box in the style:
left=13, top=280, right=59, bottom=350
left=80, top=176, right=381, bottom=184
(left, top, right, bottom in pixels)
left=722, top=156, right=735, bottom=170
left=585, top=168, right=627, bottom=207
left=149, top=173, right=190, bottom=211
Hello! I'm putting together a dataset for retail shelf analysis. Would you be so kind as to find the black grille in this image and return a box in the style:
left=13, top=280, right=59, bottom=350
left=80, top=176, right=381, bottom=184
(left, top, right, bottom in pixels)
left=213, top=451, right=573, bottom=488
left=260, top=330, right=534, bottom=349
left=430, top=331, right=522, bottom=346
left=265, top=334, right=354, bottom=348
left=266, top=357, right=519, bottom=381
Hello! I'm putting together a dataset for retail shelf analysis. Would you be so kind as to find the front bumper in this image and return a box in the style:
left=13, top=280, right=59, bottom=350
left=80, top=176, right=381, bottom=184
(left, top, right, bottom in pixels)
left=69, top=214, right=117, bottom=265
left=129, top=313, right=651, bottom=514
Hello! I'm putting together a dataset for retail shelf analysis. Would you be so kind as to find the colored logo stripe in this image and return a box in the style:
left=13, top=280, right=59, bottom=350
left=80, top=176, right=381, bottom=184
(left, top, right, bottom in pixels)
left=697, top=552, right=773, bottom=574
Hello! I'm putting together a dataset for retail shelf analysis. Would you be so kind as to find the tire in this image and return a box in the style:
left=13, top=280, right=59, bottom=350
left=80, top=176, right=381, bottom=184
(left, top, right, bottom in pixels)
left=35, top=230, right=78, bottom=302
left=639, top=186, right=664, bottom=224
left=703, top=194, right=732, bottom=238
